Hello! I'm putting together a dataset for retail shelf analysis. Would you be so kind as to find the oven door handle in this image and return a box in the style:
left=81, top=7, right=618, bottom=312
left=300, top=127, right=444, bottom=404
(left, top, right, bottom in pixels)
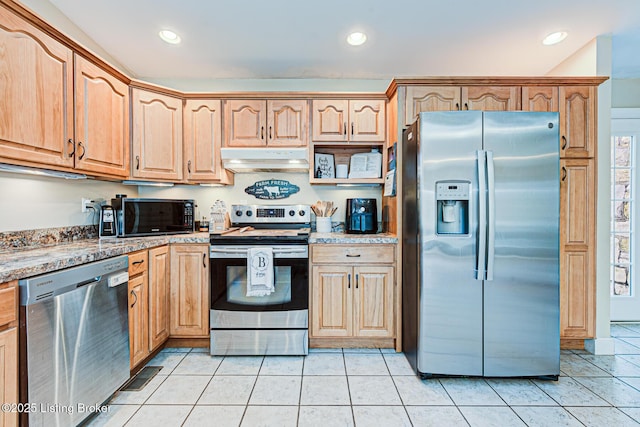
left=209, top=247, right=308, bottom=257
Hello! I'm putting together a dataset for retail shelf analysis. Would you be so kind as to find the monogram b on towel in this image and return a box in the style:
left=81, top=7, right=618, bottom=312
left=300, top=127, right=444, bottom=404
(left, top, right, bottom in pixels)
left=247, top=247, right=275, bottom=296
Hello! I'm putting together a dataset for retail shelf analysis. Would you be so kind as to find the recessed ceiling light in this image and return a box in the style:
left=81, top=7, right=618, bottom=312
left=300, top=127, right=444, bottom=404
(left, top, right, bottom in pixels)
left=159, top=29, right=181, bottom=44
left=347, top=32, right=367, bottom=46
left=542, top=31, right=568, bottom=46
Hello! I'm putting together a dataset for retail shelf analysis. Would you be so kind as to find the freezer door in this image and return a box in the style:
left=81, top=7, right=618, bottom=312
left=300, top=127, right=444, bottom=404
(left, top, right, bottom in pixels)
left=416, top=111, right=484, bottom=376
left=482, top=112, right=560, bottom=377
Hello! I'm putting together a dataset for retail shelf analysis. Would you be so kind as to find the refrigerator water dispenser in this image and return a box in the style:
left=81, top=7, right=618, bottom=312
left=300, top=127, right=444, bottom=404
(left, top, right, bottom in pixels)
left=436, top=181, right=470, bottom=235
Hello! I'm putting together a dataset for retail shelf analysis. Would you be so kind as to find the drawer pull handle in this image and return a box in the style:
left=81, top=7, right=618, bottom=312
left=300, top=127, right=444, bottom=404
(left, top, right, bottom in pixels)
left=348, top=273, right=351, bottom=289
left=346, top=254, right=361, bottom=258
left=355, top=273, right=359, bottom=289
left=203, top=253, right=206, bottom=268
left=561, top=135, right=567, bottom=150
left=132, top=260, right=145, bottom=266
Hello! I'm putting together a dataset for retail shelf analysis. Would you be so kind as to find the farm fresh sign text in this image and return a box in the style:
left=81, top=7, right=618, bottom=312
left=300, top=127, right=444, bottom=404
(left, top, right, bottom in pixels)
left=244, top=179, right=300, bottom=200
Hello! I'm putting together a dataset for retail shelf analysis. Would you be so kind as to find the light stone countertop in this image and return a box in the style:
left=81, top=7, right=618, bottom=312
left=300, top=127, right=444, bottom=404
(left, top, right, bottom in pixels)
left=0, top=232, right=210, bottom=283
left=308, top=232, right=398, bottom=244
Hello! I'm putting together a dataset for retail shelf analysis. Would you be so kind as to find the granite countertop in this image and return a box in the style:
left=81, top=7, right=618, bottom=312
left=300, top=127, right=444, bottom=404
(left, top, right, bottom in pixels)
left=0, top=232, right=210, bottom=283
left=308, top=232, right=398, bottom=244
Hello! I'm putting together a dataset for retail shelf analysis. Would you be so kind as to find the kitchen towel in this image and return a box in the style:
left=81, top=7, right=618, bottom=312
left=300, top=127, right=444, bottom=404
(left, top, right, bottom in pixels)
left=246, top=247, right=275, bottom=297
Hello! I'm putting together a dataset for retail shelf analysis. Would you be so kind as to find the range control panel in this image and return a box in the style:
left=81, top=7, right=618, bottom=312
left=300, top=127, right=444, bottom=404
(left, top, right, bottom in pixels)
left=230, top=204, right=311, bottom=224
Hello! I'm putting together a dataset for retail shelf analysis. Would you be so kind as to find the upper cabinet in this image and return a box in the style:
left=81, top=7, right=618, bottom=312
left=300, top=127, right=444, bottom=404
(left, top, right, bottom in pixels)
left=183, top=99, right=233, bottom=184
left=312, top=99, right=385, bottom=142
left=73, top=56, right=129, bottom=178
left=131, top=88, right=183, bottom=181
left=559, top=86, right=596, bottom=158
left=0, top=8, right=129, bottom=179
left=0, top=9, right=74, bottom=169
left=225, top=99, right=308, bottom=147
left=522, top=86, right=558, bottom=112
left=404, top=86, right=520, bottom=125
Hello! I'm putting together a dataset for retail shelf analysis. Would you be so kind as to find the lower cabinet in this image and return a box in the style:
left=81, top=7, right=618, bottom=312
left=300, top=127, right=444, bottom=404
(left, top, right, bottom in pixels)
left=310, top=245, right=395, bottom=344
left=170, top=244, right=209, bottom=337
left=0, top=280, right=18, bottom=427
left=127, top=246, right=170, bottom=369
left=148, top=246, right=170, bottom=351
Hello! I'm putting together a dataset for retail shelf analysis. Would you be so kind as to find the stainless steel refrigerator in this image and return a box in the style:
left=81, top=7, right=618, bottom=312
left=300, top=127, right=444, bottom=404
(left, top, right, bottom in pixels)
left=402, top=111, right=560, bottom=379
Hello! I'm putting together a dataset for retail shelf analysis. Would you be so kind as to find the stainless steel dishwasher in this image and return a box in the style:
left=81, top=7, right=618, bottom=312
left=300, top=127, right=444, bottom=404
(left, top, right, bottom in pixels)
left=19, top=255, right=130, bottom=427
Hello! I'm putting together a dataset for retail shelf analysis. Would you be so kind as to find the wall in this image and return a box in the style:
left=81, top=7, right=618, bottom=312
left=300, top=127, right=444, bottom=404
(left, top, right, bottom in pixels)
left=137, top=172, right=382, bottom=226
left=0, top=173, right=137, bottom=232
left=612, top=79, right=640, bottom=108
left=546, top=39, right=598, bottom=76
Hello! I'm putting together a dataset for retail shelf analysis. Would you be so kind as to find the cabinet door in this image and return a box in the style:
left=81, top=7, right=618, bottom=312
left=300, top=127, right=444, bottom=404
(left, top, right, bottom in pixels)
left=73, top=55, right=129, bottom=178
left=311, top=100, right=349, bottom=142
left=183, top=99, right=228, bottom=182
left=128, top=273, right=149, bottom=368
left=225, top=100, right=267, bottom=147
left=353, top=266, right=394, bottom=338
left=405, top=86, right=462, bottom=125
left=0, top=328, right=17, bottom=427
left=311, top=265, right=352, bottom=337
left=131, top=88, right=183, bottom=180
left=0, top=9, right=74, bottom=169
left=267, top=100, right=308, bottom=146
left=170, top=245, right=209, bottom=337
left=462, top=86, right=521, bottom=111
left=521, top=86, right=558, bottom=112
left=560, top=159, right=595, bottom=338
left=559, top=86, right=596, bottom=158
left=350, top=100, right=386, bottom=142
left=148, top=246, right=170, bottom=351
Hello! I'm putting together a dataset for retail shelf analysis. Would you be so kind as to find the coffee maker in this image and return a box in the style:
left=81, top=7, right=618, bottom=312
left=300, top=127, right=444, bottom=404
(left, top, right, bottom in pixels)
left=345, top=198, right=378, bottom=234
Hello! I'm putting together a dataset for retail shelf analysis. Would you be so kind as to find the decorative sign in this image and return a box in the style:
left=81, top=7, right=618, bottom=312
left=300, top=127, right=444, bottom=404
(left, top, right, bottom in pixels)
left=245, top=179, right=300, bottom=200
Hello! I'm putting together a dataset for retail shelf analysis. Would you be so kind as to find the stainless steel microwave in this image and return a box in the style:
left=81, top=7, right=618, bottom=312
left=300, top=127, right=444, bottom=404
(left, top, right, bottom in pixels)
left=110, top=198, right=195, bottom=237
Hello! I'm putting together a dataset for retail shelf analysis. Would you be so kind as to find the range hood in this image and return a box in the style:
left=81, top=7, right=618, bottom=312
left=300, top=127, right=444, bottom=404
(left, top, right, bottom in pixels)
left=221, top=147, right=309, bottom=172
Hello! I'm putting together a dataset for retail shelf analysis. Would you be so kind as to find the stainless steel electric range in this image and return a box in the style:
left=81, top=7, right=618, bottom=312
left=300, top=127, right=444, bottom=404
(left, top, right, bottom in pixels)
left=209, top=204, right=310, bottom=355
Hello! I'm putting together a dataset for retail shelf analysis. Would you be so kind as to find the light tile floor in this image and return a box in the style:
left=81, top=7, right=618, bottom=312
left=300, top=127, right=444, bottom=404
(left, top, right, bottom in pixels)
left=88, top=323, right=640, bottom=426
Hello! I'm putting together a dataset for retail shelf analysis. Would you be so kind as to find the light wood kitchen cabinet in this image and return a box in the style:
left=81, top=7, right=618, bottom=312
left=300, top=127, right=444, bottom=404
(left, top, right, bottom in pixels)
left=560, top=158, right=596, bottom=338
left=170, top=244, right=209, bottom=337
left=148, top=246, right=170, bottom=351
left=0, top=8, right=74, bottom=170
left=522, top=86, right=558, bottom=112
left=131, top=88, right=183, bottom=181
left=0, top=8, right=130, bottom=179
left=183, top=99, right=233, bottom=184
left=404, top=86, right=520, bottom=125
left=559, top=86, right=596, bottom=158
left=0, top=280, right=18, bottom=427
left=310, top=245, right=395, bottom=344
left=73, top=55, right=129, bottom=178
left=224, top=99, right=308, bottom=147
left=128, top=247, right=171, bottom=368
left=128, top=251, right=149, bottom=368
left=312, top=99, right=385, bottom=142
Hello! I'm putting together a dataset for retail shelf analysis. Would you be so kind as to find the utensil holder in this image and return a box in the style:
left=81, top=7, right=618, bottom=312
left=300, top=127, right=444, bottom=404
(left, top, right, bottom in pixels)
left=316, top=217, right=332, bottom=233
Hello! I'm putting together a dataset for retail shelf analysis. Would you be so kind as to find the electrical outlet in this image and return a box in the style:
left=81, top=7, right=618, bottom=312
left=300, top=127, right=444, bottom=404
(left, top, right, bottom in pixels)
left=81, top=198, right=92, bottom=213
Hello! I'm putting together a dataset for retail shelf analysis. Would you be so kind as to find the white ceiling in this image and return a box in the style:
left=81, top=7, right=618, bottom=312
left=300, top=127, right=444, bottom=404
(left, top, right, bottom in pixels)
left=41, top=0, right=640, bottom=81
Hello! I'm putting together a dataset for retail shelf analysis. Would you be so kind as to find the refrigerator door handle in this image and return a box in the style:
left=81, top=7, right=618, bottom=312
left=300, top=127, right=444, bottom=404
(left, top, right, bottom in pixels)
left=486, top=150, right=496, bottom=281
left=476, top=150, right=487, bottom=280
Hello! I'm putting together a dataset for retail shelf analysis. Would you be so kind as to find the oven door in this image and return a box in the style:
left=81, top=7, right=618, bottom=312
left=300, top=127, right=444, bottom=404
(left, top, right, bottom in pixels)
left=210, top=245, right=308, bottom=312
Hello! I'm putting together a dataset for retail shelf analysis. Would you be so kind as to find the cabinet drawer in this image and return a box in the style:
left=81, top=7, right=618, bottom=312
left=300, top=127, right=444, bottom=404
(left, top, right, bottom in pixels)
left=128, top=250, right=149, bottom=277
left=312, top=245, right=395, bottom=264
left=0, top=285, right=17, bottom=327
